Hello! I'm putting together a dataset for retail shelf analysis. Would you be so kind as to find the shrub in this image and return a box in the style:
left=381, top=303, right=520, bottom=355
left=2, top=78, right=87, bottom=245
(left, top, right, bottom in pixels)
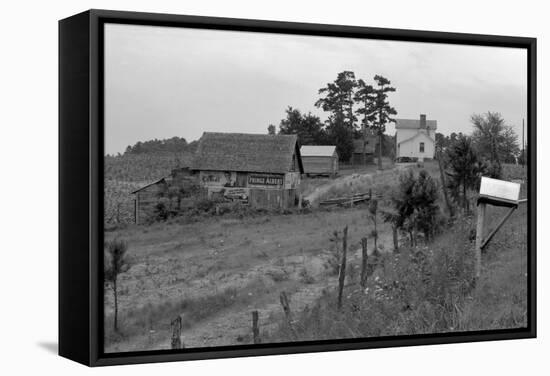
left=383, top=169, right=441, bottom=246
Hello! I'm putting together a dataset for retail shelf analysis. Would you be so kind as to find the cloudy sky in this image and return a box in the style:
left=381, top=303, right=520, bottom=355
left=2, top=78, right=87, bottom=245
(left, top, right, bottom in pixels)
left=104, top=23, right=527, bottom=155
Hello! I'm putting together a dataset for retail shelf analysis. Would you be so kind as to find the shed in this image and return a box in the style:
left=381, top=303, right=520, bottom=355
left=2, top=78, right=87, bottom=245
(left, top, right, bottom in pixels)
left=191, top=132, right=303, bottom=209
left=132, top=168, right=196, bottom=224
left=132, top=178, right=168, bottom=225
left=300, top=145, right=339, bottom=177
left=352, top=137, right=376, bottom=165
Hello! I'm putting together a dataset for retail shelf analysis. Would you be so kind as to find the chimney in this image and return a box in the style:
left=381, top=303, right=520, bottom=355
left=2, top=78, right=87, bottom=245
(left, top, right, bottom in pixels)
left=420, top=114, right=427, bottom=129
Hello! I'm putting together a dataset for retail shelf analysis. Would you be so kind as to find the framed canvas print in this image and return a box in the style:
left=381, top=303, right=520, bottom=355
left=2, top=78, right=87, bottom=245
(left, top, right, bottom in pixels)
left=59, top=9, right=537, bottom=366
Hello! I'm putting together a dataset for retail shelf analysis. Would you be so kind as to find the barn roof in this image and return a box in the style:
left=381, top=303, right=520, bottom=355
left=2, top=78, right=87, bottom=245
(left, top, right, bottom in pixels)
left=395, top=118, right=437, bottom=130
left=191, top=132, right=303, bottom=174
left=300, top=145, right=337, bottom=157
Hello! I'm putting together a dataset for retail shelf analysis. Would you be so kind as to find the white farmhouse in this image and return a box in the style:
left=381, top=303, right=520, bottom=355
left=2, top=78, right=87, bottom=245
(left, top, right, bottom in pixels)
left=395, top=114, right=437, bottom=161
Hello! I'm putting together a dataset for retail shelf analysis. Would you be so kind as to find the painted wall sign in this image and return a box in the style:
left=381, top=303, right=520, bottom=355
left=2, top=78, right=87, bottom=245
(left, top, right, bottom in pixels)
left=248, top=174, right=283, bottom=186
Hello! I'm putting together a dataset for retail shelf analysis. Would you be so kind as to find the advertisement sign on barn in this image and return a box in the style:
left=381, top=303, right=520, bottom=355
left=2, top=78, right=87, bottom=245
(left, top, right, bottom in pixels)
left=248, top=174, right=283, bottom=186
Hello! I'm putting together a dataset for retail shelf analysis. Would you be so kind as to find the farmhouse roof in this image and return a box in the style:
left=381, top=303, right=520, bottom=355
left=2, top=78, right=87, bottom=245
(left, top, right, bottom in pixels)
left=191, top=132, right=303, bottom=174
left=395, top=118, right=437, bottom=130
left=300, top=145, right=337, bottom=157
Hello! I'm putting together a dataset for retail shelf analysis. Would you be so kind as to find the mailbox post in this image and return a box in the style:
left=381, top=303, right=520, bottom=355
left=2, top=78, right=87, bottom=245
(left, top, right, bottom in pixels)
left=474, top=177, right=521, bottom=285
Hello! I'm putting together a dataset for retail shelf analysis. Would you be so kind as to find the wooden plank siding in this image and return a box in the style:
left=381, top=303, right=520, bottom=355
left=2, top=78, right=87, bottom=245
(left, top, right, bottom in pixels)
left=134, top=181, right=167, bottom=225
left=302, top=155, right=338, bottom=176
left=248, top=188, right=297, bottom=209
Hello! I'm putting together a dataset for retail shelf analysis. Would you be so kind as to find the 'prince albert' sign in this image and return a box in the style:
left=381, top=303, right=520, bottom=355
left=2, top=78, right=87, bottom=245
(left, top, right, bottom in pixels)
left=248, top=174, right=284, bottom=186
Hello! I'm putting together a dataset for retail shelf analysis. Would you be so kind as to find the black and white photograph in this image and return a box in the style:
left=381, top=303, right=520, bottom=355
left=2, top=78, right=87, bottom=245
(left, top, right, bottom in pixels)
left=102, top=22, right=530, bottom=354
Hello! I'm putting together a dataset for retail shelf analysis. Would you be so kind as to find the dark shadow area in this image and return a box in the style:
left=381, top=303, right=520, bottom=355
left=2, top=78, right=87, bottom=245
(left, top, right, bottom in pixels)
left=37, top=341, right=58, bottom=354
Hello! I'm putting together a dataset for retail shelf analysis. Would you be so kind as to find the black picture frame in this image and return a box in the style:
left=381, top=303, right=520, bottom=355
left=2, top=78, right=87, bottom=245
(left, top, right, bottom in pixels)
left=59, top=9, right=537, bottom=367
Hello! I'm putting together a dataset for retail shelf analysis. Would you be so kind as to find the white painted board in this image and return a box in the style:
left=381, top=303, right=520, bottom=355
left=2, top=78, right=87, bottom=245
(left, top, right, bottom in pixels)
left=479, top=176, right=520, bottom=203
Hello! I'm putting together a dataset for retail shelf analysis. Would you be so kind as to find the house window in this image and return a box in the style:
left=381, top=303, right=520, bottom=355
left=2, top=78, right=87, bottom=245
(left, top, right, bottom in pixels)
left=419, top=142, right=425, bottom=153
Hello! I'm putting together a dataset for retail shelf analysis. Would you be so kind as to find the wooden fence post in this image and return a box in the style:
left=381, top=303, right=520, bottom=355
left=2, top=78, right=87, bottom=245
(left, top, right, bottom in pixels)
left=474, top=202, right=486, bottom=285
left=171, top=315, right=184, bottom=349
left=360, top=237, right=368, bottom=288
left=337, top=226, right=348, bottom=310
left=279, top=291, right=297, bottom=339
left=252, top=310, right=260, bottom=344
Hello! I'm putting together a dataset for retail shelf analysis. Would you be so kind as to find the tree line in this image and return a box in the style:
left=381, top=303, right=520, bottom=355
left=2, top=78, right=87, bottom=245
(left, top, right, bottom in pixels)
left=121, top=136, right=198, bottom=156
left=269, top=71, right=397, bottom=168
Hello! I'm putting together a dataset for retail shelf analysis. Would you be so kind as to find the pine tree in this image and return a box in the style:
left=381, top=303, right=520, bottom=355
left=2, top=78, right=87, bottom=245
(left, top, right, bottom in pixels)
left=105, top=239, right=130, bottom=333
left=445, top=134, right=484, bottom=213
left=372, top=75, right=397, bottom=170
left=315, top=71, right=358, bottom=161
left=354, top=80, right=377, bottom=165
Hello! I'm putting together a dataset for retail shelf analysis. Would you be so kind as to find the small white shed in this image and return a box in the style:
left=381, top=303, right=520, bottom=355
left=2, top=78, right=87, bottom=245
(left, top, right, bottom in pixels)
left=300, top=145, right=339, bottom=177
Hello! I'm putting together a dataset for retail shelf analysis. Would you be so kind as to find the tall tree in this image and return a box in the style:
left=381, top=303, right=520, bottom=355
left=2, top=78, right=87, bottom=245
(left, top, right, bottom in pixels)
left=278, top=107, right=326, bottom=145
left=315, top=71, right=358, bottom=161
left=372, top=75, right=397, bottom=170
left=471, top=112, right=520, bottom=171
left=354, top=79, right=377, bottom=165
left=104, top=239, right=130, bottom=333
left=445, top=134, right=484, bottom=213
left=315, top=71, right=358, bottom=129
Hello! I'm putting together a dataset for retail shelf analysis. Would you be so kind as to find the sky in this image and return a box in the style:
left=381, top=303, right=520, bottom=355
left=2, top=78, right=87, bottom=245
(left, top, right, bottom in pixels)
left=104, top=23, right=527, bottom=155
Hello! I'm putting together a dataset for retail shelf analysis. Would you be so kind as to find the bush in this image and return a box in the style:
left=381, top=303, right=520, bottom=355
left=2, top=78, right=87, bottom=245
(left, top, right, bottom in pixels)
left=383, top=169, right=441, bottom=246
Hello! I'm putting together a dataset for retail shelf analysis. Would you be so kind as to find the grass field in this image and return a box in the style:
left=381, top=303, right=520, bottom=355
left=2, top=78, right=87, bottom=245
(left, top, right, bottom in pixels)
left=103, top=160, right=528, bottom=352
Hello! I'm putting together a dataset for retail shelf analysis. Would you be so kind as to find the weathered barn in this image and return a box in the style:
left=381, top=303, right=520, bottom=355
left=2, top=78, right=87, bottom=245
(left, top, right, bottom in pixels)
left=300, top=145, right=338, bottom=177
left=191, top=132, right=303, bottom=209
left=351, top=136, right=376, bottom=165
left=132, top=168, right=195, bottom=224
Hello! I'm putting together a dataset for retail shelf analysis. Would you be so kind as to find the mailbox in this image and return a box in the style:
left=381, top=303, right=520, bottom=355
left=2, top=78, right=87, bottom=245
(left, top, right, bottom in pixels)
left=478, top=176, right=521, bottom=208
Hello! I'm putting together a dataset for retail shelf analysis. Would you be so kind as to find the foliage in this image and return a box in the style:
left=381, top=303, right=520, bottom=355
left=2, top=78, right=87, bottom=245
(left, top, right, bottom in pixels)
left=383, top=169, right=440, bottom=245
left=270, top=203, right=526, bottom=343
left=122, top=136, right=198, bottom=155
left=354, top=79, right=377, bottom=159
left=277, top=107, right=327, bottom=145
left=372, top=75, right=397, bottom=169
left=325, top=120, right=355, bottom=162
left=105, top=239, right=130, bottom=332
left=445, top=134, right=485, bottom=212
left=315, top=71, right=358, bottom=130
left=315, top=71, right=358, bottom=162
left=471, top=112, right=520, bottom=165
